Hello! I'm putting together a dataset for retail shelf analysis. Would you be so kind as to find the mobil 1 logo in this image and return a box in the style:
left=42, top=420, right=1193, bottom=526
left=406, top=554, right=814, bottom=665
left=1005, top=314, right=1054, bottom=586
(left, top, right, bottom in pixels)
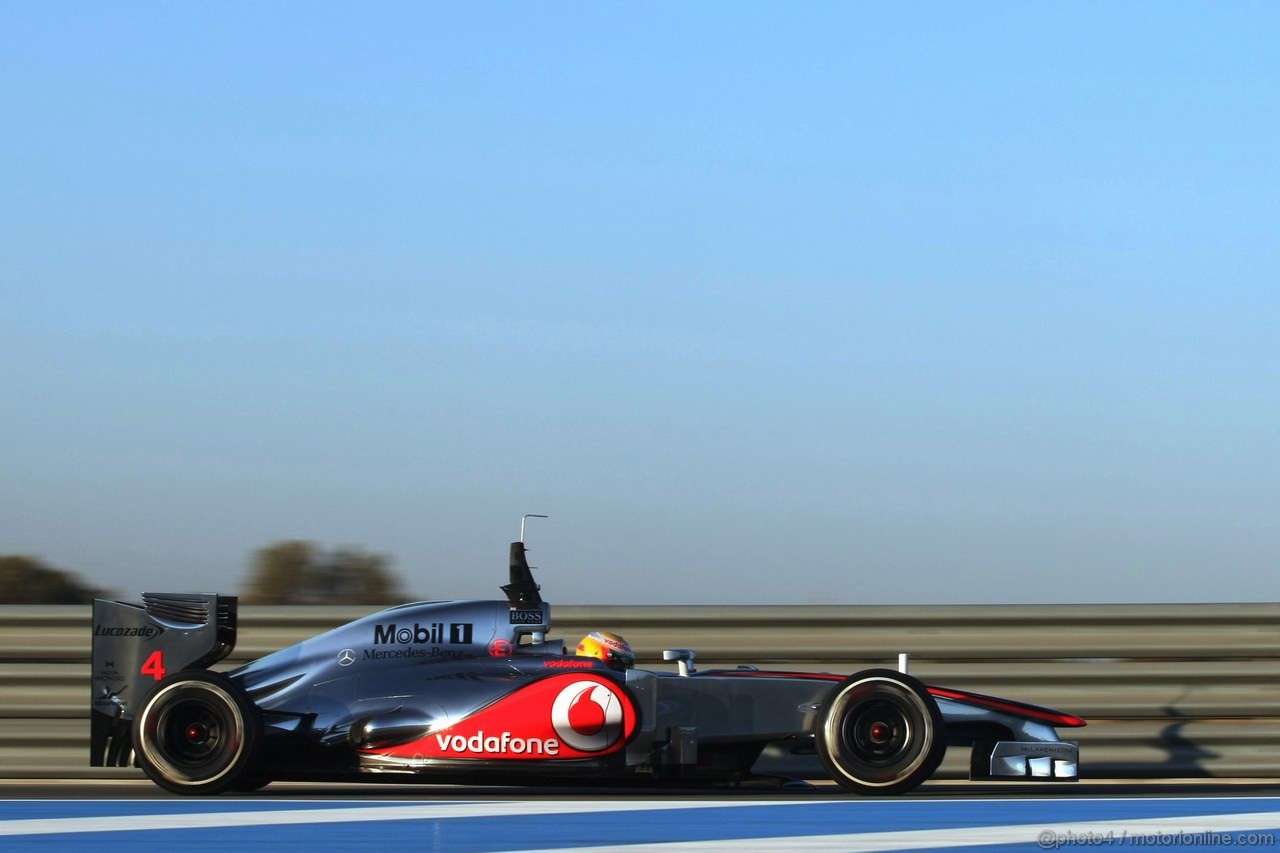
left=373, top=622, right=473, bottom=646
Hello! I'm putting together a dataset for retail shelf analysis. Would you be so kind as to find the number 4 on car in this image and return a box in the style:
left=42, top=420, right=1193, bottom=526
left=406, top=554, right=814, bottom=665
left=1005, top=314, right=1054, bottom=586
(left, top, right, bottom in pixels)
left=140, top=651, right=166, bottom=681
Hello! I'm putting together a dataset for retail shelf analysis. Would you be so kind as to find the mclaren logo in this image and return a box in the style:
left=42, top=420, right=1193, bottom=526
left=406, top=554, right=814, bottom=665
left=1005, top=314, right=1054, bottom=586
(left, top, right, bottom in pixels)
left=1015, top=743, right=1075, bottom=756
left=337, top=649, right=356, bottom=667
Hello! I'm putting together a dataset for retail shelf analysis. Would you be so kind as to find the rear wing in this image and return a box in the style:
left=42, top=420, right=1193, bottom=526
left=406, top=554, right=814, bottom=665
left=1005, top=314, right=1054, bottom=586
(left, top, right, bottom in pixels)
left=90, top=593, right=237, bottom=766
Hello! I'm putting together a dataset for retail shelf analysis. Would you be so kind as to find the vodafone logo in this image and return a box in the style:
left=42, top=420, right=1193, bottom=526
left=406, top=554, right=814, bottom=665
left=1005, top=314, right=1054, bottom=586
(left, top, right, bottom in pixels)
left=364, top=673, right=635, bottom=763
left=434, top=730, right=559, bottom=756
left=550, top=680, right=625, bottom=752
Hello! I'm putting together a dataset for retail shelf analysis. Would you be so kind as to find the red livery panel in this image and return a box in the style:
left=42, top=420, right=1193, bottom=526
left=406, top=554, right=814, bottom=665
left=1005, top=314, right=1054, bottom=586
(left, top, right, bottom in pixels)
left=364, top=673, right=637, bottom=761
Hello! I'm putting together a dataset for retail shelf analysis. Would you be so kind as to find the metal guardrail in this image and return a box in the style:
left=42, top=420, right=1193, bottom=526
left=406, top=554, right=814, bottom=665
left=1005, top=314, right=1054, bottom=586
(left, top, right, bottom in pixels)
left=1, top=603, right=1276, bottom=779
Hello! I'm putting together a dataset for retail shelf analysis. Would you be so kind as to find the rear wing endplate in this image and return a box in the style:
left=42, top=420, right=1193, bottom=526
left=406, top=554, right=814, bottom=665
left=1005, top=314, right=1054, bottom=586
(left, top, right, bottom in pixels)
left=90, top=593, right=237, bottom=766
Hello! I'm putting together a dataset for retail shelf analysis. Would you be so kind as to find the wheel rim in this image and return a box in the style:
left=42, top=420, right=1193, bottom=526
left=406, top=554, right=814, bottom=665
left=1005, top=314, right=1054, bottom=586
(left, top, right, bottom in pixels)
left=841, top=698, right=911, bottom=766
left=158, top=701, right=232, bottom=767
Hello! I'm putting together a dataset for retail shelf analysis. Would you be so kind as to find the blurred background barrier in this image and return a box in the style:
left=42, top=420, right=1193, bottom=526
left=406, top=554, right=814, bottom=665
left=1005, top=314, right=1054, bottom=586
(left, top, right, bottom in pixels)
left=1, top=603, right=1276, bottom=780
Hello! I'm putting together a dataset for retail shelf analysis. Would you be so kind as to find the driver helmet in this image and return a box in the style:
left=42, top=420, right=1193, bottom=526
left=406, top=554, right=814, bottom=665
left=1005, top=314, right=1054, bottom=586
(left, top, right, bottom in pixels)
left=577, top=631, right=635, bottom=669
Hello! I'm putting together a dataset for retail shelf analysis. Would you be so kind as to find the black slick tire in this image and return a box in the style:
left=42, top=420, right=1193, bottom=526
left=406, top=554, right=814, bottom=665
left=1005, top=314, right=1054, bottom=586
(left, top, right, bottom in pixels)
left=132, top=670, right=261, bottom=795
left=816, top=669, right=945, bottom=795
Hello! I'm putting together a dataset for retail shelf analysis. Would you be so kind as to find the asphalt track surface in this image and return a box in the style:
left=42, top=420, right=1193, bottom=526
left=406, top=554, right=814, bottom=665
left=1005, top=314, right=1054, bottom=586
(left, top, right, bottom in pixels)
left=3, top=781, right=1279, bottom=851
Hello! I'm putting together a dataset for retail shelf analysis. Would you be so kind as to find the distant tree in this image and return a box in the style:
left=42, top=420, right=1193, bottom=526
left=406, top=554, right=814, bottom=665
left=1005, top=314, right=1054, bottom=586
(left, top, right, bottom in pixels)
left=0, top=556, right=104, bottom=604
left=242, top=541, right=404, bottom=604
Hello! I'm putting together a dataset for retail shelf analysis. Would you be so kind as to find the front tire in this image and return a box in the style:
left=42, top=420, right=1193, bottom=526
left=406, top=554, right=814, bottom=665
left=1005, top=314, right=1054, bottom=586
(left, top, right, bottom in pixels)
left=816, top=669, right=944, bottom=795
left=132, top=670, right=261, bottom=795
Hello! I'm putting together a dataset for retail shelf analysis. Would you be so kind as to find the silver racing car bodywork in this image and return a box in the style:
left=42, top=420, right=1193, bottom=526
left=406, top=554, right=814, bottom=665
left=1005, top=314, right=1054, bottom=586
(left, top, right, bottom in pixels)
left=90, top=541, right=1083, bottom=795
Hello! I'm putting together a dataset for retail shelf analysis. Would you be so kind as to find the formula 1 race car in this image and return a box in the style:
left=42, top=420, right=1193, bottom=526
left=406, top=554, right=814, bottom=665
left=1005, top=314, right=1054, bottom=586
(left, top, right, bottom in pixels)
left=90, top=538, right=1085, bottom=795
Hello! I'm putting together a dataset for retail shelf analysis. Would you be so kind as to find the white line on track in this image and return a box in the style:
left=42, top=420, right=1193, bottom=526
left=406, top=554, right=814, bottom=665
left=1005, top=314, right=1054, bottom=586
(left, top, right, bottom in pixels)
left=0, top=799, right=810, bottom=837
left=495, top=811, right=1280, bottom=853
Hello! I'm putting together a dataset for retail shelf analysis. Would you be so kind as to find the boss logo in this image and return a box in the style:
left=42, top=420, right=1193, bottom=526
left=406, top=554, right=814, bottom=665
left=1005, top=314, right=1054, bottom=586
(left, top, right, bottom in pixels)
left=509, top=609, right=543, bottom=625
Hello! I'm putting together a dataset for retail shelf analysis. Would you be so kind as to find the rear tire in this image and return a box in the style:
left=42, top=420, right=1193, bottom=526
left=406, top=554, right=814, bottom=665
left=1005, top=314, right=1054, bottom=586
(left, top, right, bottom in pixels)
left=132, top=670, right=261, bottom=795
left=816, top=669, right=944, bottom=795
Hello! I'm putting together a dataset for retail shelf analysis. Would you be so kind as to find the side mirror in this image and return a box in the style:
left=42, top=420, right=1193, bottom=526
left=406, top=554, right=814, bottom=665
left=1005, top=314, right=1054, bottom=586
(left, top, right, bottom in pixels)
left=662, top=648, right=697, bottom=677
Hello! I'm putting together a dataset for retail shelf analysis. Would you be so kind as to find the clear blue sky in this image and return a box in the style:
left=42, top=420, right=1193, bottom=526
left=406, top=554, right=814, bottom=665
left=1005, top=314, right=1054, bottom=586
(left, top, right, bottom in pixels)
left=2, top=3, right=1277, bottom=604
